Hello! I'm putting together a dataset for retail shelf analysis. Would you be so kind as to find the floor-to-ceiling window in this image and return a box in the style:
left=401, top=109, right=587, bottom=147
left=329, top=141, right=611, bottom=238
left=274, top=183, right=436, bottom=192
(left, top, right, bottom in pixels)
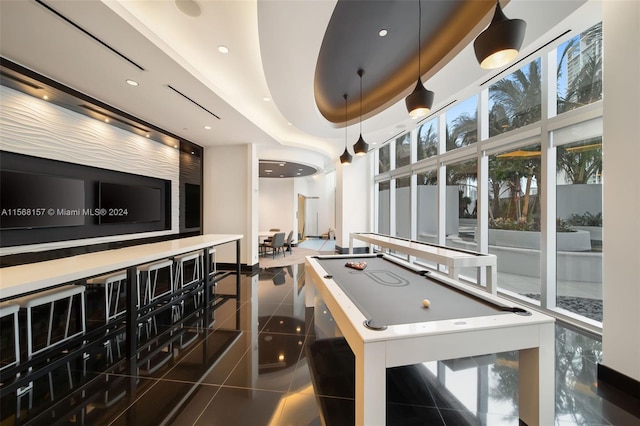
left=371, top=19, right=603, bottom=331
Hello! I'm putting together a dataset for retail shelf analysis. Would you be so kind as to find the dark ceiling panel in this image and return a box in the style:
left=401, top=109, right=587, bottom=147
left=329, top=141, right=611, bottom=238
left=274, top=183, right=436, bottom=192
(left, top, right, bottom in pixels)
left=314, top=0, right=495, bottom=123
left=259, top=160, right=317, bottom=178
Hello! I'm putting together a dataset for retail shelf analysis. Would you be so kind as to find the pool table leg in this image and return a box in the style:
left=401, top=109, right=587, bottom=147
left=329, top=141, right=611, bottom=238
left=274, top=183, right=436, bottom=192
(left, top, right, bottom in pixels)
left=519, top=323, right=555, bottom=425
left=356, top=341, right=386, bottom=426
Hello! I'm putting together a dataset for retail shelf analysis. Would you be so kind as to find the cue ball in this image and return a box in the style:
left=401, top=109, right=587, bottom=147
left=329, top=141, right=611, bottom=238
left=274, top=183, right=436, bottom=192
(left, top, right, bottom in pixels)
left=422, top=299, right=431, bottom=308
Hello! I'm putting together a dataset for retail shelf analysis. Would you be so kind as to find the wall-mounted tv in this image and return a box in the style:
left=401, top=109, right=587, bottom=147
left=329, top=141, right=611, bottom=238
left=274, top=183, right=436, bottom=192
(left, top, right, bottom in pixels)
left=0, top=170, right=85, bottom=229
left=98, top=181, right=162, bottom=224
left=184, top=183, right=201, bottom=229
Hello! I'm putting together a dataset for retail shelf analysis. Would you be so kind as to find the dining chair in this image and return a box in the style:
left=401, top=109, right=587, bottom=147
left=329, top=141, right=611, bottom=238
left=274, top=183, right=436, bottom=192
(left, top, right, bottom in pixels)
left=262, top=232, right=285, bottom=258
left=284, top=230, right=294, bottom=254
left=263, top=228, right=280, bottom=245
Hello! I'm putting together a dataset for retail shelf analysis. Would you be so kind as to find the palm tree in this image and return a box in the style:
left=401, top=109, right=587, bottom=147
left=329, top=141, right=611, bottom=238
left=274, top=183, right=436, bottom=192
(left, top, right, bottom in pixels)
left=489, top=59, right=542, bottom=136
left=558, top=23, right=602, bottom=113
left=557, top=23, right=603, bottom=183
left=417, top=121, right=437, bottom=160
left=557, top=137, right=602, bottom=184
left=446, top=113, right=477, bottom=150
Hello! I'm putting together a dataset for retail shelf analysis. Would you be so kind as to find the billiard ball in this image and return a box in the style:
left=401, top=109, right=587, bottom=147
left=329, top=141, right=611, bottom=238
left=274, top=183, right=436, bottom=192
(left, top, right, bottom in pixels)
left=422, top=299, right=430, bottom=308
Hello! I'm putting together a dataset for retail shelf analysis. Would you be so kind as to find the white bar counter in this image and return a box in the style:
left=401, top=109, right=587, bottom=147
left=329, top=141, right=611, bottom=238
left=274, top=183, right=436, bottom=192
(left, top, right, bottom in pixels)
left=0, top=234, right=242, bottom=300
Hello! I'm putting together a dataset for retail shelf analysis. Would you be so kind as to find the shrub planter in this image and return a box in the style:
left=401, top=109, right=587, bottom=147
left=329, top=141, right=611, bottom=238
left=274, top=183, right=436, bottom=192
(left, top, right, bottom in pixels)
left=572, top=226, right=602, bottom=245
left=487, top=229, right=591, bottom=251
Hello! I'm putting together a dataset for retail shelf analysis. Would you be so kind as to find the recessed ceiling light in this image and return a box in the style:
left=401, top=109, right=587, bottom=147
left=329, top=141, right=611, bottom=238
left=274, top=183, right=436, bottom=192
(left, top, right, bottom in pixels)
left=191, top=151, right=195, bottom=155
left=263, top=97, right=271, bottom=102
left=378, top=29, right=388, bottom=37
left=204, top=125, right=211, bottom=130
left=174, top=144, right=178, bottom=148
left=42, top=95, right=49, bottom=100
left=126, top=79, right=139, bottom=86
left=146, top=133, right=150, bottom=138
left=287, top=122, right=292, bottom=126
left=104, top=118, right=110, bottom=123
left=218, top=45, right=229, bottom=54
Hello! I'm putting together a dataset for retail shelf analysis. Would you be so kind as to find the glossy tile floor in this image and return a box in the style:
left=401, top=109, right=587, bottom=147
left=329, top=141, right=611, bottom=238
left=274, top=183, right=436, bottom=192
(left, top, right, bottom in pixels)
left=1, top=263, right=639, bottom=425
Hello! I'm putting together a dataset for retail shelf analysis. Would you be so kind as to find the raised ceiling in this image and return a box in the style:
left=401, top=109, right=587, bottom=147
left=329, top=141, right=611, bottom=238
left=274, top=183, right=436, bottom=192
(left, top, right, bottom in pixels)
left=0, top=0, right=594, bottom=173
left=259, top=160, right=317, bottom=178
left=315, top=0, right=495, bottom=124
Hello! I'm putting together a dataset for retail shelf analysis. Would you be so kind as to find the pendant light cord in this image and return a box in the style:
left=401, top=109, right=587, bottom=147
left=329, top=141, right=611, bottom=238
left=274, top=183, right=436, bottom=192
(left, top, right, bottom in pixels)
left=417, top=0, right=421, bottom=80
left=359, top=71, right=363, bottom=134
left=344, top=93, right=348, bottom=148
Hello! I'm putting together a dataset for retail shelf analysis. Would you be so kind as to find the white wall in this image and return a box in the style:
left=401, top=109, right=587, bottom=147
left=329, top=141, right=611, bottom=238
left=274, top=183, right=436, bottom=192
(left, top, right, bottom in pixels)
left=0, top=85, right=180, bottom=255
left=602, top=0, right=640, bottom=383
left=259, top=172, right=336, bottom=242
left=336, top=156, right=371, bottom=249
left=204, top=144, right=257, bottom=266
left=259, top=177, right=295, bottom=235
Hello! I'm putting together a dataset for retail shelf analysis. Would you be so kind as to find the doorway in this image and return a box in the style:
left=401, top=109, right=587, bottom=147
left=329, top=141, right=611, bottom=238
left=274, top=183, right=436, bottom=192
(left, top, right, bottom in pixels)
left=298, top=194, right=319, bottom=239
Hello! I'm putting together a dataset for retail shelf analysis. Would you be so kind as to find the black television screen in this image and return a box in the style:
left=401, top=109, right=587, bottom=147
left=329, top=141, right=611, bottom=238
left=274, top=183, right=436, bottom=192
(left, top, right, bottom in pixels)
left=0, top=170, right=85, bottom=229
left=99, top=181, right=162, bottom=224
left=184, top=183, right=201, bottom=229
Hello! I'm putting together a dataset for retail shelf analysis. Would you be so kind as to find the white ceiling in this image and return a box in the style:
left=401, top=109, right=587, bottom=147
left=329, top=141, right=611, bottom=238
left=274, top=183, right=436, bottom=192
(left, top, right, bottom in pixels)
left=0, top=0, right=599, bottom=174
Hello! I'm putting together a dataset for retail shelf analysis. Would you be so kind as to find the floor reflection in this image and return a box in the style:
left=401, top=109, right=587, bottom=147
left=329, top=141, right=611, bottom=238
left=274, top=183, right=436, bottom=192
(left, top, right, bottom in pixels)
left=0, top=263, right=637, bottom=425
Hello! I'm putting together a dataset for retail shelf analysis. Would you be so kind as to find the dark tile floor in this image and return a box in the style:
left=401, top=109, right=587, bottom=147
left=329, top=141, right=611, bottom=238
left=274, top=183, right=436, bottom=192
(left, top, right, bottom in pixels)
left=1, top=262, right=639, bottom=425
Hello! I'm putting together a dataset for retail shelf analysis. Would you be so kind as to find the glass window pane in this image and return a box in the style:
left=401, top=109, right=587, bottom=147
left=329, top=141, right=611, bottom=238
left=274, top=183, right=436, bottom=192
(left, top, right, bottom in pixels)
left=378, top=181, right=390, bottom=235
left=556, top=137, right=603, bottom=323
left=445, top=159, right=478, bottom=280
left=488, top=144, right=542, bottom=299
left=489, top=58, right=542, bottom=136
left=557, top=22, right=603, bottom=114
left=417, top=118, right=438, bottom=161
left=395, top=176, right=411, bottom=239
left=445, top=96, right=477, bottom=152
left=395, top=134, right=411, bottom=168
left=416, top=170, right=438, bottom=244
left=378, top=144, right=391, bottom=174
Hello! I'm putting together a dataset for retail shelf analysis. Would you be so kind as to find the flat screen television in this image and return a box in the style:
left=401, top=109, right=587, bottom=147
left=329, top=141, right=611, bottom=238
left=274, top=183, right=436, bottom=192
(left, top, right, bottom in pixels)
left=98, top=181, right=162, bottom=224
left=184, top=183, right=201, bottom=229
left=0, top=170, right=85, bottom=229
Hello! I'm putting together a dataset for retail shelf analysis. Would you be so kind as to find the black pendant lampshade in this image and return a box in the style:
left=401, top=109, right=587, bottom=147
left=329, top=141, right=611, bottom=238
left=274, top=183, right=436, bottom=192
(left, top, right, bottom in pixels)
left=340, top=93, right=352, bottom=165
left=406, top=79, right=435, bottom=119
left=405, top=0, right=434, bottom=119
left=473, top=0, right=526, bottom=69
left=339, top=147, right=352, bottom=165
left=353, top=69, right=369, bottom=156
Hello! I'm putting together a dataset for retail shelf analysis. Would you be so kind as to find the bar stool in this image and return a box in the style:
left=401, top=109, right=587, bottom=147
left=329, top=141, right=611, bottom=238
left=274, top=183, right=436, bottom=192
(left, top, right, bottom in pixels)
left=85, top=271, right=127, bottom=364
left=136, top=259, right=173, bottom=340
left=12, top=285, right=86, bottom=417
left=171, top=251, right=204, bottom=349
left=13, top=285, right=86, bottom=361
left=85, top=271, right=127, bottom=330
left=136, top=260, right=174, bottom=375
left=207, top=247, right=217, bottom=299
left=0, top=302, right=20, bottom=374
left=173, top=251, right=203, bottom=319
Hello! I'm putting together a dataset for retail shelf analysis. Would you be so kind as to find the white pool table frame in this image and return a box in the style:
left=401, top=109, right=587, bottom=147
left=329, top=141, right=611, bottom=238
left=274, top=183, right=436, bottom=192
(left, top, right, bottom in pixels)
left=305, top=253, right=555, bottom=426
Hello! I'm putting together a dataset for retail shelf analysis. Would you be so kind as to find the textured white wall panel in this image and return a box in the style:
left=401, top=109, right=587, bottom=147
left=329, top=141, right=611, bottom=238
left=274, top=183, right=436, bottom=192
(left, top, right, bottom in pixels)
left=0, top=85, right=180, bottom=253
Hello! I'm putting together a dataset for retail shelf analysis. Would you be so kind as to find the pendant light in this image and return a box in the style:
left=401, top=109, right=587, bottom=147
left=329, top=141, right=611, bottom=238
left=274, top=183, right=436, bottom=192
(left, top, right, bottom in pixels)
left=353, top=69, right=369, bottom=156
left=473, top=0, right=526, bottom=69
left=405, top=0, right=434, bottom=119
left=339, top=93, right=352, bottom=165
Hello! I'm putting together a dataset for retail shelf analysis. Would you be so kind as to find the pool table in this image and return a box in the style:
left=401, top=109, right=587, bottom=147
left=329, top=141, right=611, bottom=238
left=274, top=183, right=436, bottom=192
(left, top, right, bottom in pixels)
left=305, top=253, right=555, bottom=426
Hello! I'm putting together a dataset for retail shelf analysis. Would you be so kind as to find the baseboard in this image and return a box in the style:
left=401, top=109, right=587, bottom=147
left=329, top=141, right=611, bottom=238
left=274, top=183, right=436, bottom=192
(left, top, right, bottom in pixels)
left=217, top=262, right=256, bottom=274
left=597, top=363, right=640, bottom=416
